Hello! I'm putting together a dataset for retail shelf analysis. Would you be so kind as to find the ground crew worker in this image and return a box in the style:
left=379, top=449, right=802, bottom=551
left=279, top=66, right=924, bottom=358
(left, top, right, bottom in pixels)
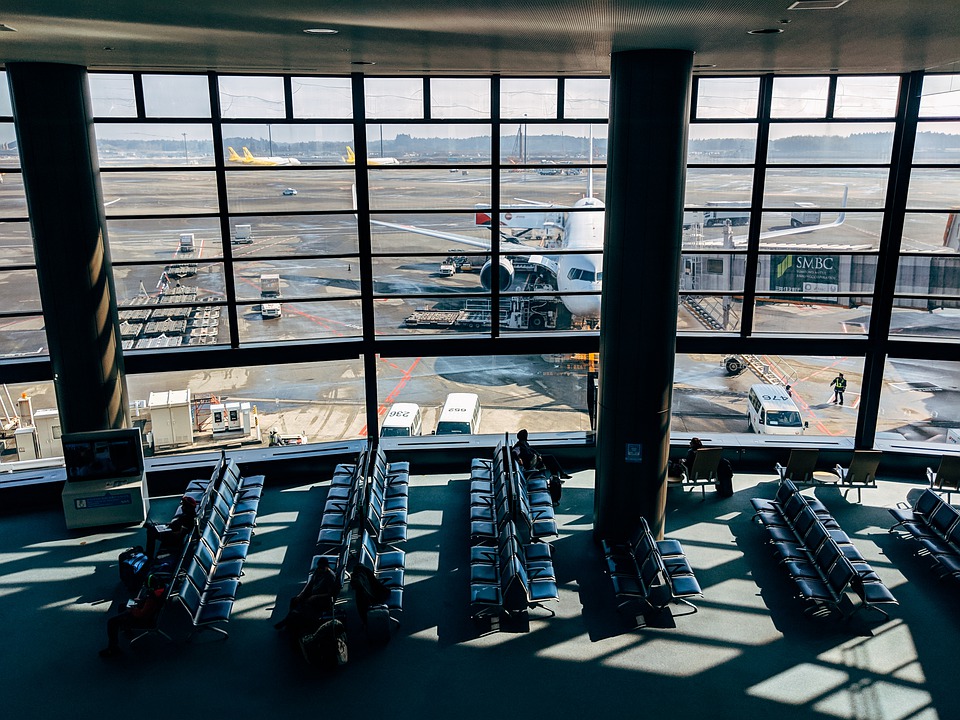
left=830, top=373, right=847, bottom=406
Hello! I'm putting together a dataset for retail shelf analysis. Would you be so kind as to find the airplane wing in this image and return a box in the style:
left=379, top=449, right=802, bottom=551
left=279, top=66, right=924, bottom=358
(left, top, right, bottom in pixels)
left=370, top=218, right=545, bottom=253
left=705, top=186, right=849, bottom=247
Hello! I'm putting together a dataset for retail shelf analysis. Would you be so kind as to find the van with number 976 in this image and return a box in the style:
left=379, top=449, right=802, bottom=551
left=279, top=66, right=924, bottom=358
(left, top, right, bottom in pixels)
left=747, top=384, right=808, bottom=435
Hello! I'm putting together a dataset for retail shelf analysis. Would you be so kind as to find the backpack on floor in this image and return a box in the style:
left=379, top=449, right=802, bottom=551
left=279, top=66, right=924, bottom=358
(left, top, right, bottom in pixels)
left=716, top=459, right=734, bottom=498
left=549, top=476, right=563, bottom=505
left=118, top=546, right=150, bottom=594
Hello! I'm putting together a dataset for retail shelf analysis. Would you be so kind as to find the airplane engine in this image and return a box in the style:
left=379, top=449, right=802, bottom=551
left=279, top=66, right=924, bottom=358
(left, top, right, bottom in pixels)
left=479, top=258, right=515, bottom=291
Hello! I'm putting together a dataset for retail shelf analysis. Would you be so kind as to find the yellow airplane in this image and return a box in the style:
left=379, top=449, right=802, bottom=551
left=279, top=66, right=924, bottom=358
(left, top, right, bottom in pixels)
left=227, top=146, right=301, bottom=166
left=342, top=146, right=400, bottom=166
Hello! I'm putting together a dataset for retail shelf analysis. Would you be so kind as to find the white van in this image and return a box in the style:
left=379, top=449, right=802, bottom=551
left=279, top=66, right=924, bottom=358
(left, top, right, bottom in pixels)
left=435, top=393, right=482, bottom=435
left=747, top=384, right=807, bottom=435
left=380, top=403, right=423, bottom=437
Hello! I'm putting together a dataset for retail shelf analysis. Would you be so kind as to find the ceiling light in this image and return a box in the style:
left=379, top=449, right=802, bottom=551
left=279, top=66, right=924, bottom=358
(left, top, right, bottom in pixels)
left=351, top=60, right=376, bottom=66
left=0, top=23, right=17, bottom=32
left=747, top=28, right=784, bottom=34
left=693, top=64, right=717, bottom=69
left=304, top=28, right=338, bottom=35
left=788, top=0, right=850, bottom=9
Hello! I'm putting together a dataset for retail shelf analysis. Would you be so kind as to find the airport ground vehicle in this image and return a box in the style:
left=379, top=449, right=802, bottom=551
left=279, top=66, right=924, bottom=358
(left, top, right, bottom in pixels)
left=178, top=233, right=195, bottom=252
left=791, top=202, right=821, bottom=227
left=435, top=393, right=482, bottom=435
left=703, top=201, right=750, bottom=227
left=404, top=296, right=561, bottom=331
left=380, top=403, right=423, bottom=437
left=282, top=187, right=298, bottom=196
left=261, top=303, right=281, bottom=319
left=747, top=384, right=808, bottom=435
left=233, top=224, right=253, bottom=244
left=260, top=274, right=281, bottom=299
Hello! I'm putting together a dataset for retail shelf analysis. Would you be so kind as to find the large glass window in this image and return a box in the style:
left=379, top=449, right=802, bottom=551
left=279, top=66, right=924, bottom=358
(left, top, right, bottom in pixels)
left=7, top=68, right=960, bottom=463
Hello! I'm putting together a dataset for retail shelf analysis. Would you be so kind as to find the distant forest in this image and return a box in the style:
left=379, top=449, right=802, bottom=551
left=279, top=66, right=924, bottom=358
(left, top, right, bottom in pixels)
left=94, top=131, right=960, bottom=162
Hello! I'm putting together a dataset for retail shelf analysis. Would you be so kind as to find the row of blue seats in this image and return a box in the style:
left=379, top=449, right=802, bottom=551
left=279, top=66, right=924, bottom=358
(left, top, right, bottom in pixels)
left=601, top=516, right=702, bottom=624
left=752, top=479, right=897, bottom=621
left=469, top=442, right=559, bottom=628
left=889, top=488, right=960, bottom=581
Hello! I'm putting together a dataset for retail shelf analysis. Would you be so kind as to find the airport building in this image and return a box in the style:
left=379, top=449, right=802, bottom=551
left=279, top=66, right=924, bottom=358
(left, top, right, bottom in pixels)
left=0, top=3, right=959, bottom=718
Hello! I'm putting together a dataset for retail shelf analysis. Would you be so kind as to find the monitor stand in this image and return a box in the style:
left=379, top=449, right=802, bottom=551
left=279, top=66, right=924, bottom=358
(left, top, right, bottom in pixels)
left=61, top=473, right=150, bottom=530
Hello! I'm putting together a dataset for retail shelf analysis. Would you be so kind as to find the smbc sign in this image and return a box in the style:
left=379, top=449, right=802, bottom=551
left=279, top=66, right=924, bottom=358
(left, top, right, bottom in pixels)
left=771, top=254, right=840, bottom=293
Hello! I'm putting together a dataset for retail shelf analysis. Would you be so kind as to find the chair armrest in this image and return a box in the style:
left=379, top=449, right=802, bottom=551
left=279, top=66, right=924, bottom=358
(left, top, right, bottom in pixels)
left=775, top=463, right=787, bottom=481
left=926, top=467, right=936, bottom=485
left=834, top=465, right=846, bottom=480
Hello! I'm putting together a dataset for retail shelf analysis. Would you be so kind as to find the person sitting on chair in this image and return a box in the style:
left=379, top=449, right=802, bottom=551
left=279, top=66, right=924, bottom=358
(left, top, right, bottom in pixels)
left=274, top=557, right=340, bottom=637
left=144, top=495, right=198, bottom=560
left=99, top=574, right=167, bottom=658
left=512, top=429, right=572, bottom=479
left=683, top=437, right=704, bottom=477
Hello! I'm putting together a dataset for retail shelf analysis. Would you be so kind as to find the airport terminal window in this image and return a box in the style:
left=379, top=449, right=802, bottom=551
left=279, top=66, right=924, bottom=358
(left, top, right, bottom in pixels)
left=222, top=123, right=355, bottom=166
left=919, top=74, right=960, bottom=117
left=877, top=358, right=960, bottom=444
left=290, top=77, right=353, bottom=119
left=563, top=79, right=610, bottom=120
left=672, top=354, right=863, bottom=438
left=501, top=79, right=559, bottom=119
left=376, top=353, right=593, bottom=437
left=429, top=78, right=491, bottom=119
left=11, top=68, right=960, bottom=462
left=88, top=73, right=137, bottom=117
left=0, top=72, right=11, bottom=116
left=142, top=75, right=212, bottom=118
left=678, top=295, right=744, bottom=333
left=770, top=76, right=830, bottom=119
left=687, top=124, right=758, bottom=164
left=833, top=76, right=900, bottom=118
left=694, top=77, right=760, bottom=119
left=364, top=124, right=492, bottom=164
left=364, top=78, right=424, bottom=119
left=95, top=123, right=216, bottom=167
left=218, top=75, right=286, bottom=118
left=124, top=358, right=366, bottom=455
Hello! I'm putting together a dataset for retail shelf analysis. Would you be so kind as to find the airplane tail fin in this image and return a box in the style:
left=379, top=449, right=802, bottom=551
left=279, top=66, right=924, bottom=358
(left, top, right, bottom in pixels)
left=344, top=146, right=356, bottom=164
left=227, top=147, right=242, bottom=162
left=836, top=184, right=848, bottom=225
left=242, top=147, right=255, bottom=162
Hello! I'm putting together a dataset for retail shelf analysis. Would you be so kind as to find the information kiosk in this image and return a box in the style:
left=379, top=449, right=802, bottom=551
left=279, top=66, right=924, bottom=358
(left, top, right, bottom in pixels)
left=60, top=428, right=150, bottom=529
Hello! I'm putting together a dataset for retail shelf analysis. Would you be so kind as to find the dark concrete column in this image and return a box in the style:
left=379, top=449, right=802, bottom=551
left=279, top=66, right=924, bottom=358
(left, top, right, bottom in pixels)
left=7, top=63, right=128, bottom=433
left=594, top=50, right=692, bottom=541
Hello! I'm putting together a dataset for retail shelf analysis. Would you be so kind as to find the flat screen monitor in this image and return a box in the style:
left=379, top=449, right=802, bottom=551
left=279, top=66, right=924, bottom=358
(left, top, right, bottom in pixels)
left=61, top=428, right=145, bottom=483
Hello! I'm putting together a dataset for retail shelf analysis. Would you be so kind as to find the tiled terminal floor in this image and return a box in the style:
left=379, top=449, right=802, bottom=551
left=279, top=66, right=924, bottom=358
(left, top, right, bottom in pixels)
left=0, top=469, right=953, bottom=720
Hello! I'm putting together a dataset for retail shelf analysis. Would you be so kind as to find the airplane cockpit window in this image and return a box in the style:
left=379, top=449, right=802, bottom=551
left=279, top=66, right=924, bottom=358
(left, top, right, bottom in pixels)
left=567, top=268, right=601, bottom=283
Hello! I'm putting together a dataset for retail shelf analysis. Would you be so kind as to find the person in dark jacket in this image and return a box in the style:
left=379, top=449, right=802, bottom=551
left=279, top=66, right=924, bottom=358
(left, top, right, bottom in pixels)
left=99, top=576, right=166, bottom=657
left=274, top=557, right=340, bottom=636
left=144, top=495, right=198, bottom=560
left=512, top=429, right=572, bottom=479
left=684, top=437, right=704, bottom=477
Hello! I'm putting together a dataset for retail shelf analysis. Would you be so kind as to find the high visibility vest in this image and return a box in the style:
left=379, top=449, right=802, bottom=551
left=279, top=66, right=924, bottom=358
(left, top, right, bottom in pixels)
left=835, top=377, right=847, bottom=391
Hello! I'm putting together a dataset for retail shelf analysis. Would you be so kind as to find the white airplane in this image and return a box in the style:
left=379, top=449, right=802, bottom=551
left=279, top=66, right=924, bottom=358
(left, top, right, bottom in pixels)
left=367, top=179, right=848, bottom=323
left=227, top=146, right=301, bottom=166
left=343, top=146, right=400, bottom=166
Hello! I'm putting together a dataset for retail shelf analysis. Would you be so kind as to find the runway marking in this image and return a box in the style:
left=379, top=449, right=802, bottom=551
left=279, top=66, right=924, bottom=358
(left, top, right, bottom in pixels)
left=359, top=356, right=422, bottom=435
